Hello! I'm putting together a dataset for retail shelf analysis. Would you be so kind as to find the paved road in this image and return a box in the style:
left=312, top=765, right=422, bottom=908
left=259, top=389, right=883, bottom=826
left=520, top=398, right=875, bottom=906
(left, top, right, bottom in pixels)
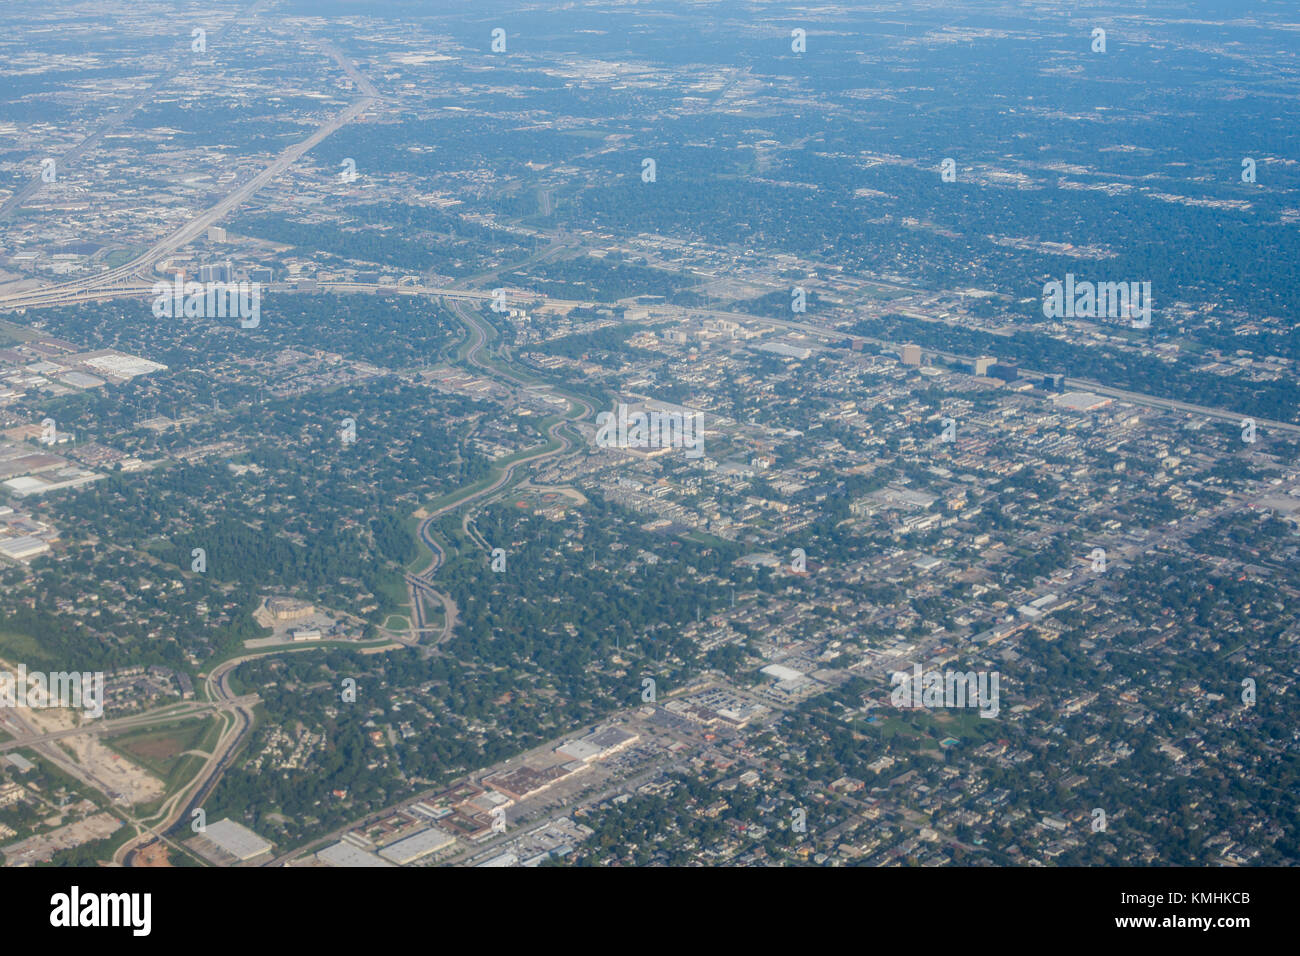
left=642, top=305, right=1300, bottom=436
left=110, top=654, right=261, bottom=864
left=9, top=272, right=1290, bottom=442
left=0, top=695, right=259, bottom=753
left=0, top=42, right=378, bottom=307
left=0, top=1, right=271, bottom=221
left=403, top=298, right=594, bottom=649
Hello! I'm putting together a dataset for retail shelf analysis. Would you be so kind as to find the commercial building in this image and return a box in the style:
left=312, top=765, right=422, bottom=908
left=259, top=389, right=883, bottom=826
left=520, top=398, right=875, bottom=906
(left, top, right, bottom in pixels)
left=3, top=470, right=103, bottom=496
left=200, top=819, right=273, bottom=862
left=377, top=826, right=456, bottom=864
left=484, top=763, right=578, bottom=801
left=761, top=663, right=805, bottom=682
left=317, top=840, right=394, bottom=867
left=266, top=597, right=315, bottom=621
left=0, top=536, right=51, bottom=561
left=758, top=341, right=813, bottom=360
left=199, top=261, right=233, bottom=283
left=1054, top=391, right=1113, bottom=412
left=555, top=726, right=639, bottom=764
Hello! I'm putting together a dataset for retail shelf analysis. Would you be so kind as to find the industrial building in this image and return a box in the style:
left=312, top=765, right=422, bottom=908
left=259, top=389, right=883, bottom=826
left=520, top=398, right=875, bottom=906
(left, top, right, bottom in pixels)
left=377, top=826, right=456, bottom=864
left=197, top=818, right=274, bottom=863
left=0, top=535, right=51, bottom=562
left=317, top=840, right=394, bottom=867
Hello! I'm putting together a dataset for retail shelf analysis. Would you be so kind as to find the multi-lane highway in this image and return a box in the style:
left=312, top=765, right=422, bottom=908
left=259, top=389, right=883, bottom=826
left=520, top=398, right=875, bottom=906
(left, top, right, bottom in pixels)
left=110, top=649, right=299, bottom=864
left=403, top=298, right=594, bottom=649
left=0, top=694, right=258, bottom=754
left=619, top=304, right=1300, bottom=437
left=0, top=1, right=272, bottom=222
left=0, top=18, right=379, bottom=311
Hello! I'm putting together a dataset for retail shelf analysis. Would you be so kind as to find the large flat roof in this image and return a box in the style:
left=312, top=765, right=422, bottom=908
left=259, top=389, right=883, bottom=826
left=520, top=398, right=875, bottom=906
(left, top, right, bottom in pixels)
left=378, top=827, right=456, bottom=864
left=204, top=818, right=273, bottom=860
left=318, top=841, right=395, bottom=868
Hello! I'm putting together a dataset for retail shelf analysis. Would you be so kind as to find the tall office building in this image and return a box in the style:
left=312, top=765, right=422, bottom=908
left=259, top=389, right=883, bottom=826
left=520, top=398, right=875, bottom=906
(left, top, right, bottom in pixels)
left=199, top=261, right=233, bottom=283
left=901, top=343, right=922, bottom=366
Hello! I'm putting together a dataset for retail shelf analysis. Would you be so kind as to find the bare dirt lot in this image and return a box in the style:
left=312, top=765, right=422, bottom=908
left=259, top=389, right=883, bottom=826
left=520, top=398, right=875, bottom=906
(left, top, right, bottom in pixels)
left=134, top=840, right=173, bottom=867
left=1, top=811, right=122, bottom=864
left=12, top=701, right=164, bottom=805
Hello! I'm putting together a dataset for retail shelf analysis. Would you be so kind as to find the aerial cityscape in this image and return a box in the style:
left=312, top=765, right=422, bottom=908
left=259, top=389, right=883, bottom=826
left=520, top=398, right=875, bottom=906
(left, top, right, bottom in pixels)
left=0, top=0, right=1294, bottom=906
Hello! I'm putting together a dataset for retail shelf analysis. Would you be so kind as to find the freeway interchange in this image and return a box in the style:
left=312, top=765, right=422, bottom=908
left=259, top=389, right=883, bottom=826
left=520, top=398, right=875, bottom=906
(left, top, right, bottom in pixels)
left=0, top=9, right=1292, bottom=867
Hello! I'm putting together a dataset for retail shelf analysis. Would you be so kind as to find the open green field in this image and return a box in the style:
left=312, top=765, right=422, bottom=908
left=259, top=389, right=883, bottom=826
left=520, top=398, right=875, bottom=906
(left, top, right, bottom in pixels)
left=862, top=708, right=1001, bottom=750
left=683, top=530, right=730, bottom=549
left=371, top=566, right=410, bottom=616
left=0, top=317, right=40, bottom=344
left=108, top=718, right=218, bottom=781
left=103, top=246, right=147, bottom=268
left=417, top=434, right=560, bottom=515
left=0, top=630, right=56, bottom=669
